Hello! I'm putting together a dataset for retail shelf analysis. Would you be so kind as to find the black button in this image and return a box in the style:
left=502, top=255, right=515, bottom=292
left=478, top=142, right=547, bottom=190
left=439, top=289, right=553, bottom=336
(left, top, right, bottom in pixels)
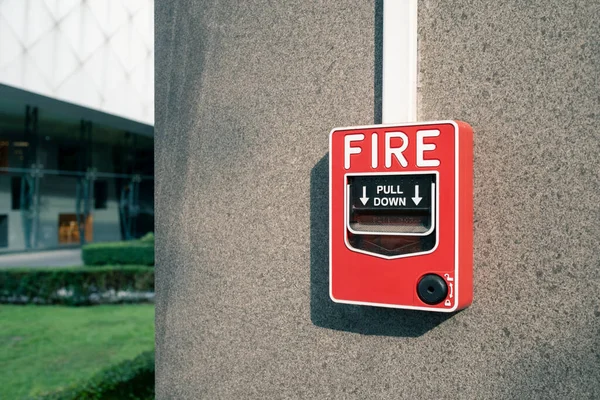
left=417, top=274, right=448, bottom=305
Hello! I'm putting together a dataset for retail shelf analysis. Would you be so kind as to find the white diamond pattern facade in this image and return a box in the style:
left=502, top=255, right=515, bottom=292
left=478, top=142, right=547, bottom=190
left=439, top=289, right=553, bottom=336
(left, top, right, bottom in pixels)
left=0, top=0, right=154, bottom=124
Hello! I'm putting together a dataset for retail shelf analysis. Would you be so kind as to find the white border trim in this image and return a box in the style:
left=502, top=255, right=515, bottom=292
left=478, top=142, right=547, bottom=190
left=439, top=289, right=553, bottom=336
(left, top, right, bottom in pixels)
left=382, top=0, right=418, bottom=123
left=329, top=121, right=460, bottom=312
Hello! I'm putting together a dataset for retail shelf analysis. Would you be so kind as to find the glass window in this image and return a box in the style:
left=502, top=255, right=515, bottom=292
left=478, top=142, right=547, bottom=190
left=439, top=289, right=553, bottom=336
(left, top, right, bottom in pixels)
left=57, top=145, right=80, bottom=172
left=0, top=141, right=8, bottom=169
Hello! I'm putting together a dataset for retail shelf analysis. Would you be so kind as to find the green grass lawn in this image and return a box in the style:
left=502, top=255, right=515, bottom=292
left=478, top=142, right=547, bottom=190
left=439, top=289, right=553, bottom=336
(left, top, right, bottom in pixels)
left=0, top=304, right=154, bottom=399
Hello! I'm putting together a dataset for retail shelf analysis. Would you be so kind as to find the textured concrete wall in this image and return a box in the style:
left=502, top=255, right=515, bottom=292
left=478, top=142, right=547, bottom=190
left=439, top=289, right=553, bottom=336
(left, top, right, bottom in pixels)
left=155, top=1, right=599, bottom=398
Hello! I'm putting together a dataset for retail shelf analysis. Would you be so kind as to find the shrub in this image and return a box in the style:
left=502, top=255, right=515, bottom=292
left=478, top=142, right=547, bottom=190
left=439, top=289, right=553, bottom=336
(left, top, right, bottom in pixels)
left=0, top=266, right=154, bottom=306
left=139, top=232, right=154, bottom=243
left=36, top=350, right=155, bottom=400
left=82, top=241, right=154, bottom=266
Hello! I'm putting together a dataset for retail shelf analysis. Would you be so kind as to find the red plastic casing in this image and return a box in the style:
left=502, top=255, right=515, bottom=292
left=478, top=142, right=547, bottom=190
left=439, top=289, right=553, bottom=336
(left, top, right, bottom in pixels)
left=329, top=121, right=473, bottom=312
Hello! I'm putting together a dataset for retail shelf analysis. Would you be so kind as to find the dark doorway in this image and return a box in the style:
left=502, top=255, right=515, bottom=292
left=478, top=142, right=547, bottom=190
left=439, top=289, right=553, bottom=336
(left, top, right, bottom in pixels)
left=94, top=180, right=108, bottom=209
left=0, top=215, right=8, bottom=248
left=11, top=177, right=21, bottom=210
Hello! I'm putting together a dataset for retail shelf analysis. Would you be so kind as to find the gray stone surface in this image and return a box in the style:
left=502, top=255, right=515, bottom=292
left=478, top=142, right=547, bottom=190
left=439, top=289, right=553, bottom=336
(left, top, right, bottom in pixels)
left=155, top=1, right=599, bottom=398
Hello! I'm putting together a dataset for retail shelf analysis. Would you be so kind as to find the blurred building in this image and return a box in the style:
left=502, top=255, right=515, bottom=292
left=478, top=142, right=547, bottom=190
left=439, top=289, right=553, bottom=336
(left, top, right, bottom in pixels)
left=0, top=0, right=154, bottom=251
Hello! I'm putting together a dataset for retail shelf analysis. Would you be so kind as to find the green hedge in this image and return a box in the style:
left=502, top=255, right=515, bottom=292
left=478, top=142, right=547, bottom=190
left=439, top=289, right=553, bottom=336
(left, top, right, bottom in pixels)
left=36, top=350, right=154, bottom=400
left=139, top=232, right=154, bottom=243
left=0, top=266, right=154, bottom=306
left=82, top=241, right=154, bottom=266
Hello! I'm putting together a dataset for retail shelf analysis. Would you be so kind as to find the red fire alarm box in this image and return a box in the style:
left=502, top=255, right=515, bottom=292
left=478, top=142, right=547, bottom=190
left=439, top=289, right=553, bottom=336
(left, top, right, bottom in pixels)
left=329, top=121, right=473, bottom=312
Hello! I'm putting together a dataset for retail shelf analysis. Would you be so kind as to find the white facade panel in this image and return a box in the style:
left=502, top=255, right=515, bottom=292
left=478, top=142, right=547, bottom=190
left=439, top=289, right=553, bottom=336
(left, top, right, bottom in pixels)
left=0, top=0, right=154, bottom=125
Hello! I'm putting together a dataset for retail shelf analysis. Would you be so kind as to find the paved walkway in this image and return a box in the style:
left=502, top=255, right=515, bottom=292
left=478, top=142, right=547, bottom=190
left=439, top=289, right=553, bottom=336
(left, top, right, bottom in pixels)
left=0, top=249, right=83, bottom=268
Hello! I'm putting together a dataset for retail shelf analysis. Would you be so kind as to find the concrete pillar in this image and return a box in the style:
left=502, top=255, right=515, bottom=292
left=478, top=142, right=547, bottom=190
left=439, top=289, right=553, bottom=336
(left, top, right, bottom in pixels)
left=156, top=1, right=599, bottom=398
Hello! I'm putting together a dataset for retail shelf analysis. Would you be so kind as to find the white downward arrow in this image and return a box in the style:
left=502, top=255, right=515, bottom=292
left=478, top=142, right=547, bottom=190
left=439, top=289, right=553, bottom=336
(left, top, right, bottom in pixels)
left=360, top=186, right=369, bottom=205
left=412, top=185, right=422, bottom=206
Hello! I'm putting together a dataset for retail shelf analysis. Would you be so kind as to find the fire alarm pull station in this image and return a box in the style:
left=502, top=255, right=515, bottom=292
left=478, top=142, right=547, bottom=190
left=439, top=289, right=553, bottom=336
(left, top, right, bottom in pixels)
left=329, top=121, right=473, bottom=312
